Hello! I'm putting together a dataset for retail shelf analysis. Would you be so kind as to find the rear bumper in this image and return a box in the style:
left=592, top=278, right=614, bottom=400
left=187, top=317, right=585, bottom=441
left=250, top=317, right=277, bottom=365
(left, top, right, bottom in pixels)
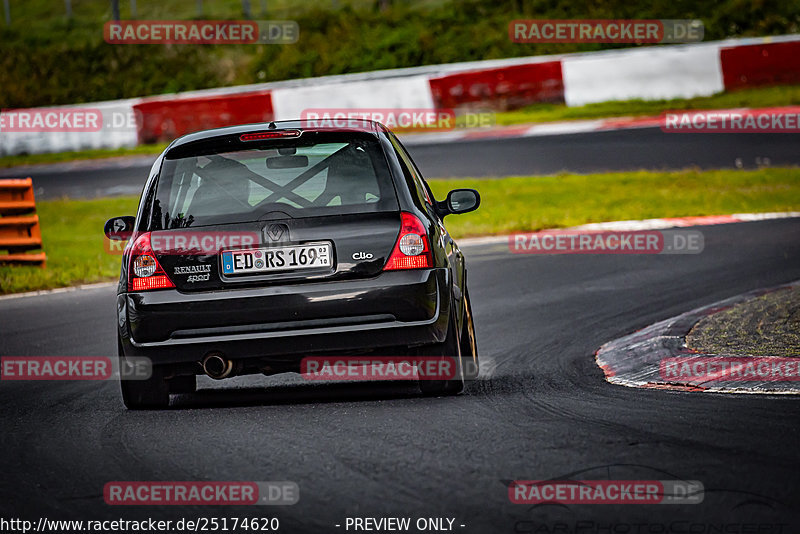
left=118, top=269, right=450, bottom=366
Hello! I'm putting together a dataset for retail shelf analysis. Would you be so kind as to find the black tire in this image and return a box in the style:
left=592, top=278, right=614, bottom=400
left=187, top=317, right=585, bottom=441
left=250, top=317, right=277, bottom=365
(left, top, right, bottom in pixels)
left=418, top=304, right=465, bottom=396
left=460, top=288, right=479, bottom=380
left=118, top=338, right=169, bottom=409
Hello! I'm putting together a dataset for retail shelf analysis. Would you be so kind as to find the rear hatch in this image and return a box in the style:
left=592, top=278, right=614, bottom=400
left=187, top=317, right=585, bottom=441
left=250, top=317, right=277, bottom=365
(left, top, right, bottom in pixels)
left=151, top=213, right=401, bottom=292
left=146, top=129, right=401, bottom=292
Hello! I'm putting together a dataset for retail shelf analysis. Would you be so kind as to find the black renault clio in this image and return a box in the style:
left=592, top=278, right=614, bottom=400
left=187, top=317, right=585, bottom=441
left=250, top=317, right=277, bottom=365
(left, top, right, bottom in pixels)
left=105, top=119, right=480, bottom=409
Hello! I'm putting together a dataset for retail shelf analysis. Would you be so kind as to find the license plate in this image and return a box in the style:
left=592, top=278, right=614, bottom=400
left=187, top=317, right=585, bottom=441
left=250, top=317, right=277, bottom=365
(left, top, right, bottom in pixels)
left=221, top=243, right=332, bottom=275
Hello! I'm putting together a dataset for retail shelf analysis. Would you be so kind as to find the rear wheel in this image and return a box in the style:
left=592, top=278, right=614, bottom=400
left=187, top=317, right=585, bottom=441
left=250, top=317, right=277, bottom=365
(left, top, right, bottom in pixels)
left=418, top=304, right=464, bottom=396
left=119, top=337, right=169, bottom=410
left=460, top=288, right=479, bottom=379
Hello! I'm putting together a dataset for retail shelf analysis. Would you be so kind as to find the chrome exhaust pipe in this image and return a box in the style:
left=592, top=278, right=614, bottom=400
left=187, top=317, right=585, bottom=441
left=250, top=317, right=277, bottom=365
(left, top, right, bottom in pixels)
left=202, top=353, right=234, bottom=380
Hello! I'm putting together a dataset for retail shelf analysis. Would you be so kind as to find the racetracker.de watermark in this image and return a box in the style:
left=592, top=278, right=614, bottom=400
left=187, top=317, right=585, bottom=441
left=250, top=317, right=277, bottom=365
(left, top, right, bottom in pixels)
left=509, top=229, right=703, bottom=255
left=0, top=109, right=137, bottom=132
left=301, top=108, right=495, bottom=132
left=509, top=480, right=704, bottom=504
left=662, top=109, right=800, bottom=133
left=661, top=357, right=800, bottom=382
left=0, top=356, right=151, bottom=381
left=104, top=20, right=298, bottom=44
left=1, top=109, right=100, bottom=132
left=510, top=19, right=703, bottom=43
left=103, top=481, right=298, bottom=505
left=104, top=231, right=260, bottom=255
left=300, top=356, right=464, bottom=381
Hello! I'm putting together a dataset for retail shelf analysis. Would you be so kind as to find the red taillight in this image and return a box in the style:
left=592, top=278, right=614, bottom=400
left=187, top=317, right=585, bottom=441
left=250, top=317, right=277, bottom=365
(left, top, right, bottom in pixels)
left=239, top=130, right=301, bottom=141
left=131, top=275, right=174, bottom=292
left=384, top=212, right=433, bottom=271
left=127, top=232, right=175, bottom=292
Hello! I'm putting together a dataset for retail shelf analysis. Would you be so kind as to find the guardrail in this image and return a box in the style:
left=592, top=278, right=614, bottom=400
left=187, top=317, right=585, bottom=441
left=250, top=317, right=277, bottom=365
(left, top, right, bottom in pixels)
left=2, top=34, right=800, bottom=156
left=429, top=61, right=564, bottom=110
left=134, top=90, right=275, bottom=144
left=720, top=40, right=800, bottom=90
left=0, top=178, right=46, bottom=268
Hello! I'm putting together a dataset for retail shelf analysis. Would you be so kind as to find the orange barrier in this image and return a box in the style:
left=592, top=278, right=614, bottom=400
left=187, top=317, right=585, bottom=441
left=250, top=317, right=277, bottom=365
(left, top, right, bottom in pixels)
left=0, top=178, right=46, bottom=268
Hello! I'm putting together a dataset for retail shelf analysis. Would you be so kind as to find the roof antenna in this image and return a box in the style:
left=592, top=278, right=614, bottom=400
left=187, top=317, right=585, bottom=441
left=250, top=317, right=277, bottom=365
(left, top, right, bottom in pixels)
left=268, top=122, right=277, bottom=129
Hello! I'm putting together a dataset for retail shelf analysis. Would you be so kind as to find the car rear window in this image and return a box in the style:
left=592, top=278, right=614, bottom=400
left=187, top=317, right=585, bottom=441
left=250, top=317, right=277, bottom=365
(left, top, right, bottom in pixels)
left=150, top=132, right=397, bottom=228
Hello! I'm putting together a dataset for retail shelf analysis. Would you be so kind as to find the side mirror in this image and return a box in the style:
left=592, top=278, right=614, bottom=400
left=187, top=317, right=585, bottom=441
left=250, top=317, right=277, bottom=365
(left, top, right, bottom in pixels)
left=441, top=189, right=480, bottom=216
left=104, top=216, right=136, bottom=241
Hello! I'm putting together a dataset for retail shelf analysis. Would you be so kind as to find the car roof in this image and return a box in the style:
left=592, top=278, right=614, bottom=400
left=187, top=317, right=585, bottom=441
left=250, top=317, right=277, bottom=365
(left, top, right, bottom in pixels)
left=167, top=118, right=387, bottom=150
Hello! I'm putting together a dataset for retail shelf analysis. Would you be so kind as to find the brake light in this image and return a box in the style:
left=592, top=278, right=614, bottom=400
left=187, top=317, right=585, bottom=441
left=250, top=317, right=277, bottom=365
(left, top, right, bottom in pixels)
left=127, top=232, right=175, bottom=292
left=384, top=212, right=433, bottom=270
left=131, top=275, right=174, bottom=292
left=240, top=130, right=301, bottom=141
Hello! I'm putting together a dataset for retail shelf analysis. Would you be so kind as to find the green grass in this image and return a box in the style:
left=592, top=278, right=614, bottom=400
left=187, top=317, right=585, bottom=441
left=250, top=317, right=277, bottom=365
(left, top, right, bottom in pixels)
left=687, top=287, right=800, bottom=357
left=429, top=167, right=800, bottom=237
left=0, top=144, right=168, bottom=169
left=0, top=0, right=449, bottom=39
left=493, top=85, right=800, bottom=126
left=0, top=196, right=139, bottom=294
left=2, top=167, right=799, bottom=295
left=2, top=0, right=798, bottom=109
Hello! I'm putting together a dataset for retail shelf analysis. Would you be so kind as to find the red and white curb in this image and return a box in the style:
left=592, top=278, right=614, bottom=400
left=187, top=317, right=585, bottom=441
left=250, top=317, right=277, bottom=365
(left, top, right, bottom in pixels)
left=595, top=280, right=800, bottom=395
left=7, top=34, right=798, bottom=156
left=458, top=211, right=800, bottom=247
left=402, top=117, right=640, bottom=145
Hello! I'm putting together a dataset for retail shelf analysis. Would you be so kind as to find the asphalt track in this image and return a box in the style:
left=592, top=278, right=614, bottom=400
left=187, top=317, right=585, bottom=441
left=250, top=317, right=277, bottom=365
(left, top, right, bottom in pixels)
left=1, top=218, right=799, bottom=531
left=2, top=127, right=798, bottom=199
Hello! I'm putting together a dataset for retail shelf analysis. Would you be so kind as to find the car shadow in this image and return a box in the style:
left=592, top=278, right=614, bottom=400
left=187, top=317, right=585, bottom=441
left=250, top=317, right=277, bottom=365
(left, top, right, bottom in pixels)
left=168, top=379, right=429, bottom=409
